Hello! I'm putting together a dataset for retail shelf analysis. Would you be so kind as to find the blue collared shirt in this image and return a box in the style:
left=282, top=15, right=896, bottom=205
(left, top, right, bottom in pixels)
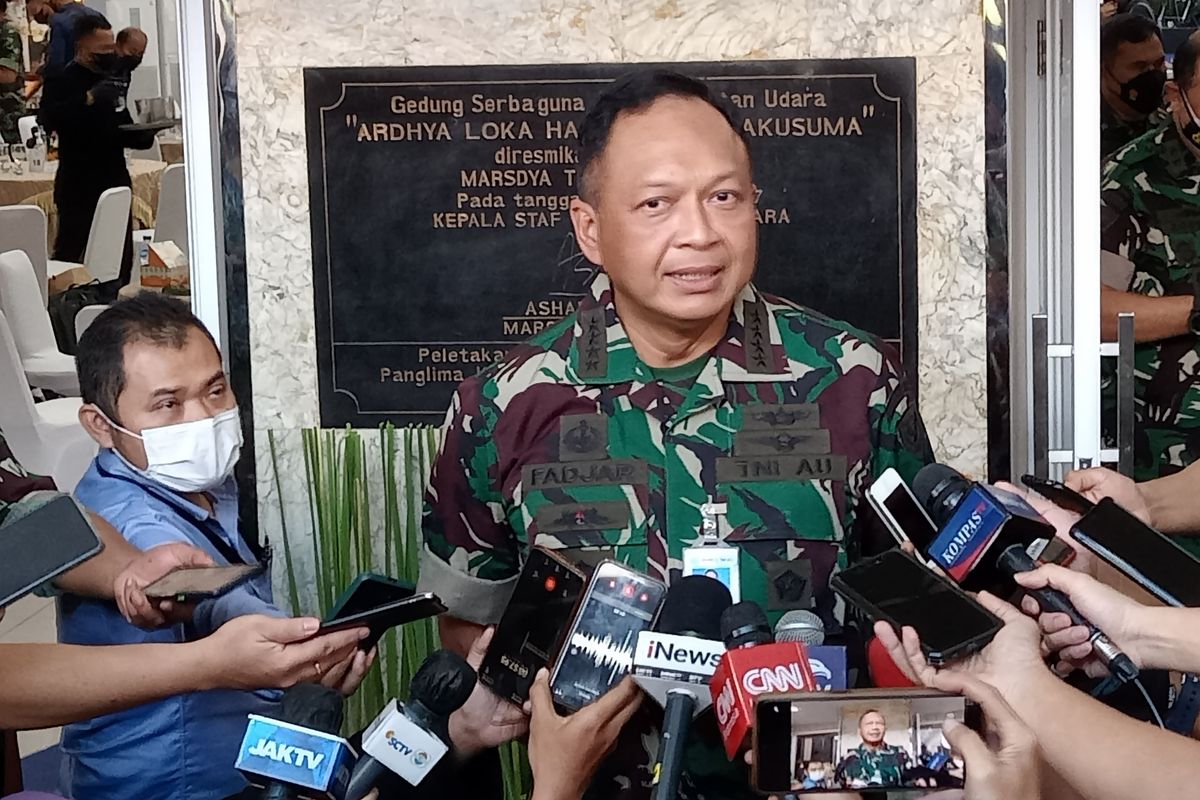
left=45, top=4, right=104, bottom=76
left=62, top=448, right=283, bottom=800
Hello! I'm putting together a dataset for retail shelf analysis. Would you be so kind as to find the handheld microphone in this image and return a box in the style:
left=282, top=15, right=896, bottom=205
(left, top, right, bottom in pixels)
left=640, top=576, right=732, bottom=800
left=345, top=651, right=476, bottom=800
left=235, top=684, right=356, bottom=800
left=914, top=464, right=1139, bottom=684
left=710, top=601, right=818, bottom=759
left=775, top=610, right=847, bottom=691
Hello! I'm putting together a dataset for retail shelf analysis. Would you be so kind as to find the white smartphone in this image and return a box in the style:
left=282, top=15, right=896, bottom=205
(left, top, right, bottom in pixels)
left=866, top=468, right=939, bottom=564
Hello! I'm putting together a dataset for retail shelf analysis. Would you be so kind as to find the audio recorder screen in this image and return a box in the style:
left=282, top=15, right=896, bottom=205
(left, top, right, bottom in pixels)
left=549, top=561, right=667, bottom=710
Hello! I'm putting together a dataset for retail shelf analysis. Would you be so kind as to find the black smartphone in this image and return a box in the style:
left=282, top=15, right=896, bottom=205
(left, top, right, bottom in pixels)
left=480, top=547, right=587, bottom=705
left=1071, top=497, right=1200, bottom=608
left=0, top=495, right=103, bottom=608
left=549, top=560, right=667, bottom=711
left=1019, top=474, right=1095, bottom=516
left=830, top=550, right=1002, bottom=665
left=144, top=563, right=265, bottom=602
left=318, top=593, right=447, bottom=648
left=326, top=573, right=416, bottom=622
left=754, top=688, right=981, bottom=794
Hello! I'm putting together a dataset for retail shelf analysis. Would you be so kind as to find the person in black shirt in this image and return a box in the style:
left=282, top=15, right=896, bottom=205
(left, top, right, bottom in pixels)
left=39, top=14, right=153, bottom=291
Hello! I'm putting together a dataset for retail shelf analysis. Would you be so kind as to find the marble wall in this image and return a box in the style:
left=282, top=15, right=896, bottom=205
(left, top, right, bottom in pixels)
left=232, top=0, right=988, bottom=602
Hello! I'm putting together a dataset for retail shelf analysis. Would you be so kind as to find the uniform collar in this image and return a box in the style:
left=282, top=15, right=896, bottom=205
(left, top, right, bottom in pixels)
left=566, top=272, right=794, bottom=386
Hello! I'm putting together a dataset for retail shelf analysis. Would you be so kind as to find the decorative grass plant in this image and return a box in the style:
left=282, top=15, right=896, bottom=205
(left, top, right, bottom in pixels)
left=269, top=424, right=532, bottom=798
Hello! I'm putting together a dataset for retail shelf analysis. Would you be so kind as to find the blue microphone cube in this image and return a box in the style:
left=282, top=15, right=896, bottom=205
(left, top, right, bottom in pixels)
left=236, top=714, right=356, bottom=799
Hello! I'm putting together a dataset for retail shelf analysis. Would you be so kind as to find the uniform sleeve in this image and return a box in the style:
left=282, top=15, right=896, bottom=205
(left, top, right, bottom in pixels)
left=869, top=343, right=934, bottom=487
left=416, top=378, right=520, bottom=625
left=1100, top=162, right=1145, bottom=276
left=0, top=28, right=21, bottom=73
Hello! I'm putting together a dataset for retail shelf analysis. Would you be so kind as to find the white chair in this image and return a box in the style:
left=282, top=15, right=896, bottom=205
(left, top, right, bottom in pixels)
left=74, top=304, right=108, bottom=343
left=47, top=186, right=132, bottom=285
left=17, top=115, right=37, bottom=146
left=0, top=309, right=94, bottom=484
left=127, top=136, right=162, bottom=163
left=0, top=250, right=79, bottom=396
left=153, top=163, right=188, bottom=257
left=0, top=205, right=50, bottom=307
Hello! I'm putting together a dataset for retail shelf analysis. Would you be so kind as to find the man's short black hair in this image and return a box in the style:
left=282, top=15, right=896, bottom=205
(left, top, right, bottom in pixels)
left=74, top=13, right=112, bottom=41
left=576, top=69, right=749, bottom=202
left=1101, top=13, right=1162, bottom=67
left=77, top=293, right=218, bottom=421
left=1175, top=31, right=1200, bottom=92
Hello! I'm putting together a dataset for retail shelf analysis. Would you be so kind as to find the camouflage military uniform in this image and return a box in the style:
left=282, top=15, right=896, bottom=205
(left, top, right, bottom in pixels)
left=1101, top=101, right=1168, bottom=164
left=1101, top=124, right=1200, bottom=487
left=834, top=743, right=910, bottom=788
left=418, top=272, right=932, bottom=800
left=0, top=18, right=25, bottom=145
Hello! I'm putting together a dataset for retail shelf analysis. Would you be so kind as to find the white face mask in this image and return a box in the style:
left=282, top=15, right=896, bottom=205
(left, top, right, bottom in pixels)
left=103, top=407, right=243, bottom=493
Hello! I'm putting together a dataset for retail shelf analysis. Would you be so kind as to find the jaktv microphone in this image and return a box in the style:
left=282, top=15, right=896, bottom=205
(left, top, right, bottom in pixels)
left=235, top=684, right=356, bottom=800
left=345, top=651, right=475, bottom=800
left=775, top=610, right=847, bottom=691
left=710, top=601, right=818, bottom=759
left=641, top=576, right=732, bottom=800
left=915, top=464, right=1139, bottom=684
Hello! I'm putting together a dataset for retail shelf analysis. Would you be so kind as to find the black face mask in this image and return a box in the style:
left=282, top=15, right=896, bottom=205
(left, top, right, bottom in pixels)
left=117, top=54, right=143, bottom=74
left=90, top=51, right=120, bottom=74
left=1180, top=94, right=1200, bottom=150
left=1119, top=68, right=1167, bottom=115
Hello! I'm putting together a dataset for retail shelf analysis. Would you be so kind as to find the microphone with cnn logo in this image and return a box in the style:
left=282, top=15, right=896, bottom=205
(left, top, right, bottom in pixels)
left=710, top=601, right=818, bottom=759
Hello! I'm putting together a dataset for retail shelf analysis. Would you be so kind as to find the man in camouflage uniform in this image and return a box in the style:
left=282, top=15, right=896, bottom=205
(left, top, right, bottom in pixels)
left=1100, top=13, right=1168, bottom=162
left=418, top=69, right=932, bottom=800
left=1101, top=31, right=1200, bottom=557
left=834, top=710, right=911, bottom=789
left=0, top=0, right=25, bottom=145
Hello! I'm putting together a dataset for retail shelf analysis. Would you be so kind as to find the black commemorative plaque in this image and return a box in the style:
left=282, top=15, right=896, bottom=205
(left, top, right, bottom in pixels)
left=305, top=61, right=917, bottom=427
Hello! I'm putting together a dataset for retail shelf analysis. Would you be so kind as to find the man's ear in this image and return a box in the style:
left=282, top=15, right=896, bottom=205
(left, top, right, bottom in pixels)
left=1166, top=80, right=1184, bottom=112
left=79, top=404, right=118, bottom=449
left=569, top=195, right=603, bottom=267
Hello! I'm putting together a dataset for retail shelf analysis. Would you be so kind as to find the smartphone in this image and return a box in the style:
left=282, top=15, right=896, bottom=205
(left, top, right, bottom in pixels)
left=479, top=547, right=587, bottom=705
left=144, top=563, right=265, bottom=602
left=830, top=550, right=1002, bottom=665
left=866, top=468, right=939, bottom=558
left=754, top=688, right=980, bottom=794
left=326, top=573, right=416, bottom=622
left=549, top=560, right=667, bottom=711
left=1019, top=474, right=1096, bottom=515
left=1071, top=497, right=1200, bottom=608
left=318, top=593, right=447, bottom=649
left=0, top=495, right=103, bottom=608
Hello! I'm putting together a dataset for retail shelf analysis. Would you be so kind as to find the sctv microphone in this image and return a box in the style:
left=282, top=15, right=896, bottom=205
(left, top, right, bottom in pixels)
left=345, top=650, right=475, bottom=800
left=235, top=684, right=356, bottom=799
left=637, top=575, right=731, bottom=800
left=914, top=463, right=1139, bottom=684
left=710, top=600, right=818, bottom=759
left=775, top=610, right=847, bottom=691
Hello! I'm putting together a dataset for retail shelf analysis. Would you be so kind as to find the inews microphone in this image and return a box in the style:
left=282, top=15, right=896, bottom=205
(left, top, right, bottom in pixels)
left=639, top=575, right=732, bottom=800
left=345, top=651, right=476, bottom=800
left=235, top=684, right=356, bottom=800
left=775, top=610, right=847, bottom=691
left=710, top=600, right=818, bottom=759
left=914, top=464, right=1139, bottom=684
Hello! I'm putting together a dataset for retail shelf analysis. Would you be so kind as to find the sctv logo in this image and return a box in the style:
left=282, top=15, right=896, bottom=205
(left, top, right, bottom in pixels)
left=385, top=731, right=429, bottom=767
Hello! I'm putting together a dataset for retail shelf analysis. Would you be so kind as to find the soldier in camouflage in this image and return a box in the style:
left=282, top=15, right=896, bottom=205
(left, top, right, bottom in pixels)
left=834, top=710, right=911, bottom=789
left=418, top=69, right=932, bottom=800
left=1101, top=31, right=1200, bottom=557
left=1100, top=13, right=1168, bottom=161
left=0, top=0, right=25, bottom=145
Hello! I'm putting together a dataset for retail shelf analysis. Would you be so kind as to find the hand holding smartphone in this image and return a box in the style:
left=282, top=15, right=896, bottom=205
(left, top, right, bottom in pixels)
left=143, top=563, right=266, bottom=603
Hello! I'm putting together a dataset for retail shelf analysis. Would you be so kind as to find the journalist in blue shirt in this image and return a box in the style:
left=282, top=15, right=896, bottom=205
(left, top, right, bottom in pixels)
left=27, top=0, right=106, bottom=77
left=64, top=294, right=374, bottom=800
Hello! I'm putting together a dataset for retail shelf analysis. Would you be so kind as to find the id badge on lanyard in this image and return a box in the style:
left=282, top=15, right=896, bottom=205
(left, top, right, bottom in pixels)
left=682, top=496, right=741, bottom=602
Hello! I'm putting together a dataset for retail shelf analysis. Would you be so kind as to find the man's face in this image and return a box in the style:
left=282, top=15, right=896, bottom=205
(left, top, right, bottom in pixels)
left=118, top=31, right=148, bottom=60
left=88, top=327, right=235, bottom=470
left=76, top=28, right=116, bottom=70
left=570, top=95, right=758, bottom=331
left=1103, top=37, right=1166, bottom=98
left=859, top=711, right=887, bottom=745
left=28, top=0, right=53, bottom=24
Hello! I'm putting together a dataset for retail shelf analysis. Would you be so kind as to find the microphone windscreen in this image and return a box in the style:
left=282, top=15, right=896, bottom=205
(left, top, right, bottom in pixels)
left=774, top=609, right=825, bottom=646
left=279, top=684, right=345, bottom=734
left=410, top=650, right=476, bottom=715
left=720, top=601, right=771, bottom=649
left=911, top=463, right=959, bottom=506
left=867, top=636, right=917, bottom=689
left=656, top=575, right=732, bottom=639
